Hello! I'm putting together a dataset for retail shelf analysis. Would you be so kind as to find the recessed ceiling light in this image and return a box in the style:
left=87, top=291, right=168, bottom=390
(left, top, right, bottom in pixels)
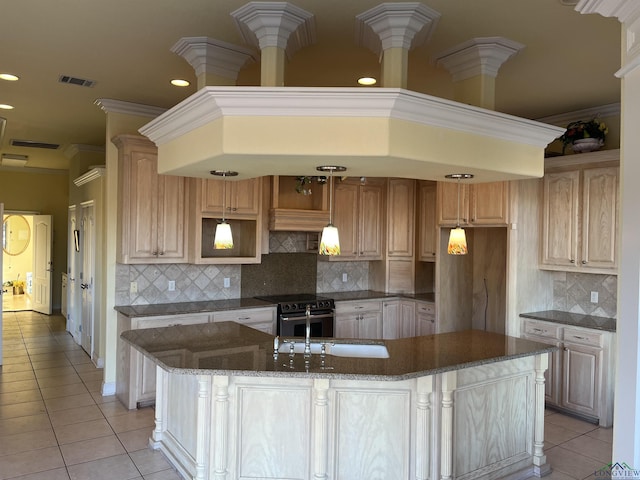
left=0, top=73, right=19, bottom=82
left=0, top=104, right=14, bottom=110
left=171, top=79, right=190, bottom=87
left=358, top=76, right=377, bottom=86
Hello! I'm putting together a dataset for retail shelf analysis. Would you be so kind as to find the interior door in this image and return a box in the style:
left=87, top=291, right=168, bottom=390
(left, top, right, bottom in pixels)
left=67, top=206, right=80, bottom=342
left=32, top=214, right=53, bottom=314
left=0, top=203, right=4, bottom=364
left=80, top=203, right=95, bottom=356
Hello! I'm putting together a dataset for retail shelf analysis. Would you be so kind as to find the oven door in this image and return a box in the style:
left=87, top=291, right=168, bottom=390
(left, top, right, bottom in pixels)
left=278, top=310, right=334, bottom=338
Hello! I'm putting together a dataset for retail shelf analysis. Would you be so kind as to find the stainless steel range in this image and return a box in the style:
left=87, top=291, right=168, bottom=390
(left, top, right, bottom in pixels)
left=255, top=294, right=335, bottom=338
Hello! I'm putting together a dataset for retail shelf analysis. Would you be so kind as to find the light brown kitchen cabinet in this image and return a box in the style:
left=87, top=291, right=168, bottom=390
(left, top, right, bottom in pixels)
left=268, top=176, right=329, bottom=231
left=335, top=300, right=382, bottom=339
left=521, top=318, right=614, bottom=426
left=541, top=161, right=618, bottom=273
left=332, top=178, right=384, bottom=261
left=382, top=299, right=416, bottom=339
left=200, top=177, right=260, bottom=217
left=438, top=181, right=509, bottom=226
left=212, top=307, right=276, bottom=335
left=415, top=301, right=436, bottom=336
left=387, top=178, right=415, bottom=257
left=418, top=181, right=437, bottom=261
left=113, top=134, right=188, bottom=264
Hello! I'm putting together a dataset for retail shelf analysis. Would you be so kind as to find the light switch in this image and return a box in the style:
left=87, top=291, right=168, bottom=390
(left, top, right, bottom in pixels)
left=224, top=277, right=230, bottom=288
left=342, top=273, right=348, bottom=283
left=168, top=280, right=176, bottom=291
left=130, top=281, right=138, bottom=294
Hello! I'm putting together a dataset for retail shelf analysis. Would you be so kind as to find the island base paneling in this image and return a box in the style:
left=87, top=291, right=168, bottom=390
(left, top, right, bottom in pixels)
left=149, top=355, right=549, bottom=480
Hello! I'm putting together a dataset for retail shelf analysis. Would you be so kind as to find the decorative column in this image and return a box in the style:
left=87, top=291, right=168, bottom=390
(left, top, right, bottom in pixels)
left=533, top=354, right=551, bottom=476
left=231, top=1, right=316, bottom=87
left=415, top=376, right=434, bottom=480
left=312, top=378, right=330, bottom=480
left=440, top=371, right=457, bottom=480
left=171, top=37, right=256, bottom=89
left=435, top=37, right=524, bottom=109
left=356, top=2, right=441, bottom=88
left=577, top=0, right=640, bottom=467
left=212, top=375, right=230, bottom=480
left=196, top=375, right=213, bottom=480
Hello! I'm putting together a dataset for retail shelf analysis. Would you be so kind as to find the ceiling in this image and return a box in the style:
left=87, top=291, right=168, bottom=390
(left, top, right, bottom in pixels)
left=0, top=0, right=621, bottom=172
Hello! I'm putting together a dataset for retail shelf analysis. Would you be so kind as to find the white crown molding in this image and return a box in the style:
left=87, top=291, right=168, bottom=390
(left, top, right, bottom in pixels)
left=536, top=102, right=621, bottom=126
left=94, top=99, right=166, bottom=118
left=435, top=37, right=525, bottom=81
left=64, top=144, right=105, bottom=159
left=576, top=0, right=640, bottom=22
left=0, top=165, right=67, bottom=175
left=171, top=37, right=257, bottom=80
left=230, top=2, right=316, bottom=58
left=355, top=2, right=441, bottom=55
left=73, top=167, right=106, bottom=186
left=140, top=86, right=563, bottom=149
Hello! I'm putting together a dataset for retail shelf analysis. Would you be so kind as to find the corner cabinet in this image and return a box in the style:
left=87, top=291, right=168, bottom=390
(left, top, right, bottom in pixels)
left=113, top=135, right=188, bottom=264
left=331, top=178, right=384, bottom=261
left=438, top=181, right=509, bottom=226
left=541, top=150, right=619, bottom=274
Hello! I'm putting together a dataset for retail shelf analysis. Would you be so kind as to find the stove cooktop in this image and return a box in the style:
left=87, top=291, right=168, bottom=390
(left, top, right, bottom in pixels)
left=254, top=294, right=334, bottom=313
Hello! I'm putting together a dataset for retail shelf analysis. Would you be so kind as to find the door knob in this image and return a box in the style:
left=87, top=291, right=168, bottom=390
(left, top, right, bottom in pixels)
left=80, top=283, right=89, bottom=289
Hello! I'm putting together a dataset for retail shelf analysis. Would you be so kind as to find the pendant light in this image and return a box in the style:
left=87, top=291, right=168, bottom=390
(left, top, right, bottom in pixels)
left=211, top=170, right=238, bottom=249
left=317, top=165, right=347, bottom=256
left=445, top=173, right=473, bottom=255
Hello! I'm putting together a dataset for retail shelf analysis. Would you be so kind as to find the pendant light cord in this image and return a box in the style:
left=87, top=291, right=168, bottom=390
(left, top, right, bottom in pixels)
left=456, top=176, right=461, bottom=228
left=221, top=172, right=227, bottom=223
left=329, top=171, right=333, bottom=225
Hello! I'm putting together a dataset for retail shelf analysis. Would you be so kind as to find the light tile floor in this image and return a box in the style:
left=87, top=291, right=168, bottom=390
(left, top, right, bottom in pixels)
left=0, top=310, right=614, bottom=480
left=0, top=310, right=181, bottom=480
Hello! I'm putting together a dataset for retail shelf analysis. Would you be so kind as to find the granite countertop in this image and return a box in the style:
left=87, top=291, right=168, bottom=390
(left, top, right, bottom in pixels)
left=114, top=291, right=436, bottom=318
left=520, top=310, right=616, bottom=332
left=120, top=322, right=554, bottom=381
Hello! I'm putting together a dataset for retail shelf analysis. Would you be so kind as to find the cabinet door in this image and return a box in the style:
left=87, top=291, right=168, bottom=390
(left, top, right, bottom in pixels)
left=541, top=171, right=580, bottom=267
left=335, top=314, right=359, bottom=338
left=128, top=149, right=159, bottom=261
left=358, top=312, right=382, bottom=339
left=201, top=178, right=259, bottom=217
left=157, top=175, right=188, bottom=261
left=469, top=181, right=509, bottom=225
left=523, top=333, right=561, bottom=406
left=581, top=167, right=618, bottom=270
left=333, top=182, right=359, bottom=259
left=358, top=183, right=384, bottom=259
left=387, top=179, right=415, bottom=257
left=437, top=181, right=469, bottom=225
left=416, top=302, right=435, bottom=336
left=399, top=301, right=416, bottom=338
left=418, top=182, right=437, bottom=261
left=382, top=301, right=399, bottom=339
left=562, top=342, right=601, bottom=418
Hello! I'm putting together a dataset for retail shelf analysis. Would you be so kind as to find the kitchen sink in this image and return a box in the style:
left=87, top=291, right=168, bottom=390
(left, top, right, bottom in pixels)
left=277, top=341, right=390, bottom=359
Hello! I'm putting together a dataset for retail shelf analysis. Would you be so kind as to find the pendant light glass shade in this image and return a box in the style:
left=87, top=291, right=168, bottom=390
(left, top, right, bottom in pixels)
left=319, top=224, right=340, bottom=255
left=447, top=227, right=467, bottom=255
left=214, top=221, right=233, bottom=249
left=210, top=170, right=238, bottom=250
left=316, top=165, right=346, bottom=256
left=445, top=173, right=473, bottom=256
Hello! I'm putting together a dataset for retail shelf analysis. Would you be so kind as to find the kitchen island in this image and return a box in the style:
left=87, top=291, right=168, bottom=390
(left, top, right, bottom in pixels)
left=121, top=322, right=554, bottom=480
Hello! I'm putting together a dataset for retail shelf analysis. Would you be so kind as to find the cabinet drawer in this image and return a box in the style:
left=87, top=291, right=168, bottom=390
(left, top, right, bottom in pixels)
left=133, top=313, right=210, bottom=329
left=335, top=300, right=382, bottom=315
left=416, top=302, right=435, bottom=315
left=522, top=320, right=560, bottom=339
left=563, top=327, right=604, bottom=347
left=213, top=307, right=275, bottom=324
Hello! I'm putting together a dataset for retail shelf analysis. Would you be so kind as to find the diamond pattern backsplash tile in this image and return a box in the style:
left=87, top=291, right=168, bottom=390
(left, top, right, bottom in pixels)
left=116, top=263, right=241, bottom=306
left=553, top=271, right=617, bottom=319
left=317, top=261, right=369, bottom=293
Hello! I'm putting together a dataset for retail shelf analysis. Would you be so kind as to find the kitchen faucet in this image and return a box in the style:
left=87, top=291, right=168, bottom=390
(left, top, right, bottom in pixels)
left=304, top=304, right=312, bottom=357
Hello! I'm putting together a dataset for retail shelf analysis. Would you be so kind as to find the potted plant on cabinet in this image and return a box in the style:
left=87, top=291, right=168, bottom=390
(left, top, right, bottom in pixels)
left=559, top=118, right=608, bottom=154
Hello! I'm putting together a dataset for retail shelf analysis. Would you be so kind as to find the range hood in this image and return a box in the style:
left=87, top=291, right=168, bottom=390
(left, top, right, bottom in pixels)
left=139, top=86, right=563, bottom=182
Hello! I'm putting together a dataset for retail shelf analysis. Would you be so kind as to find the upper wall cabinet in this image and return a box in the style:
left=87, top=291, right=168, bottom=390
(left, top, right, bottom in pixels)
left=200, top=177, right=260, bottom=217
left=438, top=181, right=509, bottom=226
left=417, top=181, right=437, bottom=261
left=331, top=178, right=384, bottom=261
left=268, top=176, right=329, bottom=232
left=387, top=178, right=415, bottom=257
left=113, top=135, right=188, bottom=264
left=541, top=152, right=619, bottom=274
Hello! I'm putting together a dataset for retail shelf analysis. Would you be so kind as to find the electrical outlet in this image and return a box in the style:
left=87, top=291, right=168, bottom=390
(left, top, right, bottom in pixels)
left=130, top=281, right=138, bottom=294
left=224, top=277, right=230, bottom=288
left=590, top=291, right=599, bottom=303
left=342, top=273, right=348, bottom=283
left=168, top=280, right=176, bottom=291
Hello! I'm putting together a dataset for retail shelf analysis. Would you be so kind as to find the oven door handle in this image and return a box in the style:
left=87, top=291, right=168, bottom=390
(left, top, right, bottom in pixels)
left=280, top=312, right=334, bottom=322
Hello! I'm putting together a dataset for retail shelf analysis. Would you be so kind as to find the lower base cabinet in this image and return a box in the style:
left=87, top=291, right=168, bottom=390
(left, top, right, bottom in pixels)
left=335, top=300, right=382, bottom=339
left=212, top=307, right=276, bottom=335
left=416, top=301, right=436, bottom=336
left=521, top=318, right=614, bottom=426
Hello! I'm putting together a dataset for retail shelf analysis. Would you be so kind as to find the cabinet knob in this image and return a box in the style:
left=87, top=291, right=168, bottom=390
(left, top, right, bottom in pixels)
left=581, top=260, right=587, bottom=264
left=152, top=251, right=158, bottom=256
left=570, top=259, right=575, bottom=263
left=159, top=251, right=165, bottom=256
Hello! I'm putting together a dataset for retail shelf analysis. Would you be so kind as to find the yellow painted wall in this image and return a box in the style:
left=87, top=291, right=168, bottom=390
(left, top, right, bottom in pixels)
left=0, top=171, right=69, bottom=310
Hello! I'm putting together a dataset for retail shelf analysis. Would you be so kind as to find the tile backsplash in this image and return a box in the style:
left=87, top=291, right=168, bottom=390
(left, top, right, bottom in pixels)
left=117, top=232, right=369, bottom=306
left=552, top=272, right=617, bottom=319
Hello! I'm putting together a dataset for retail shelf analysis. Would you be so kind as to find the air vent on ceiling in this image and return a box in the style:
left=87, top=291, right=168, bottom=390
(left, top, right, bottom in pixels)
left=11, top=139, right=60, bottom=149
left=59, top=75, right=96, bottom=88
